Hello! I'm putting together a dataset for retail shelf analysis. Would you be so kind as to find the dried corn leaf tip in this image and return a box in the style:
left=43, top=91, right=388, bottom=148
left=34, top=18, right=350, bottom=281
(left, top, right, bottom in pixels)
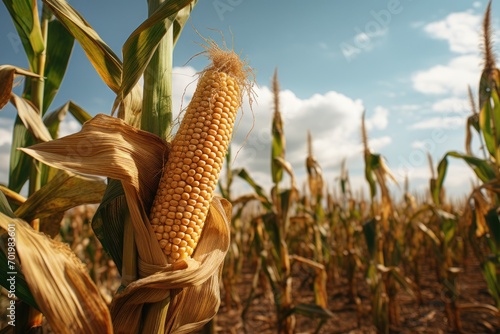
left=149, top=41, right=252, bottom=264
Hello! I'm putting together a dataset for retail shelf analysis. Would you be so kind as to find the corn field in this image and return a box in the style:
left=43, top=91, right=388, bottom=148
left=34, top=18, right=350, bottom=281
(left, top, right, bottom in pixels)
left=1, top=1, right=500, bottom=333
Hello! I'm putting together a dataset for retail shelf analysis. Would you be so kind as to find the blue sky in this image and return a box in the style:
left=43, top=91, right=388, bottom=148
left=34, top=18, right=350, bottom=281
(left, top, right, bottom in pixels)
left=1, top=0, right=498, bottom=200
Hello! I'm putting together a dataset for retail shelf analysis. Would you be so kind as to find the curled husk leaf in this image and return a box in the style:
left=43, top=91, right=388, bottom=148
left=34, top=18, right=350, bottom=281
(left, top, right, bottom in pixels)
left=0, top=213, right=112, bottom=334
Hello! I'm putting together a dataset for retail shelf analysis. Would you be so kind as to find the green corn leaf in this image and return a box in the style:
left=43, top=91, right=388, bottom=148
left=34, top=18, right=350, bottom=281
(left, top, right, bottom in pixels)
left=388, top=266, right=415, bottom=298
left=92, top=179, right=127, bottom=274
left=14, top=170, right=106, bottom=222
left=294, top=303, right=333, bottom=319
left=119, top=0, right=196, bottom=104
left=42, top=101, right=91, bottom=136
left=362, top=218, right=377, bottom=260
left=68, top=101, right=92, bottom=124
left=43, top=0, right=122, bottom=92
left=448, top=152, right=496, bottom=182
left=271, top=70, right=285, bottom=184
left=43, top=102, right=71, bottom=139
left=431, top=208, right=457, bottom=246
left=365, top=262, right=378, bottom=287
left=364, top=153, right=379, bottom=199
left=235, top=168, right=273, bottom=211
left=491, top=87, right=500, bottom=161
left=279, top=188, right=295, bottom=235
left=43, top=101, right=90, bottom=139
left=8, top=117, right=34, bottom=193
left=482, top=260, right=500, bottom=307
left=479, top=99, right=496, bottom=158
left=42, top=18, right=75, bottom=114
left=485, top=208, right=500, bottom=253
left=0, top=192, right=15, bottom=219
left=294, top=303, right=332, bottom=334
left=172, top=0, right=197, bottom=46
left=433, top=151, right=496, bottom=205
left=339, top=159, right=349, bottom=196
left=261, top=211, right=281, bottom=257
left=2, top=0, right=44, bottom=72
left=478, top=65, right=500, bottom=116
left=441, top=218, right=456, bottom=246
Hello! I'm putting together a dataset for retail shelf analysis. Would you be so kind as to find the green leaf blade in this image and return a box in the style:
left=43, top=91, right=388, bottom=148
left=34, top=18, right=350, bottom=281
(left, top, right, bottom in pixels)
left=42, top=19, right=75, bottom=114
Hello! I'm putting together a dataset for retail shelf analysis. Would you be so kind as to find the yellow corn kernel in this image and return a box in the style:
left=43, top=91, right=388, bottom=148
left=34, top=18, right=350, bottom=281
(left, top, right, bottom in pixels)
left=149, top=41, right=251, bottom=264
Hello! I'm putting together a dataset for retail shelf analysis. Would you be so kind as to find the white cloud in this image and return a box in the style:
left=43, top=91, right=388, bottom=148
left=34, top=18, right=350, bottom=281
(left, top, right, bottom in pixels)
left=395, top=104, right=422, bottom=112
left=172, top=66, right=198, bottom=115
left=0, top=119, right=13, bottom=185
left=423, top=11, right=481, bottom=54
left=390, top=162, right=476, bottom=198
left=0, top=128, right=12, bottom=146
left=410, top=116, right=465, bottom=129
left=59, top=118, right=82, bottom=138
left=431, top=97, right=470, bottom=114
left=366, top=106, right=389, bottom=130
left=411, top=54, right=481, bottom=96
left=226, top=84, right=391, bottom=193
left=0, top=151, right=9, bottom=186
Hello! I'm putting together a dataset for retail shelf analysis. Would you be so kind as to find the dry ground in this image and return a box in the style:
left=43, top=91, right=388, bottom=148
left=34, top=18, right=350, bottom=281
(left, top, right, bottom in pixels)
left=212, top=253, right=500, bottom=334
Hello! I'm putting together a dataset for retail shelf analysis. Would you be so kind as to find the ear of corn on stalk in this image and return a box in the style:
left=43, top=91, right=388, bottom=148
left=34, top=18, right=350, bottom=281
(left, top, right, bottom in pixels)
left=149, top=41, right=250, bottom=263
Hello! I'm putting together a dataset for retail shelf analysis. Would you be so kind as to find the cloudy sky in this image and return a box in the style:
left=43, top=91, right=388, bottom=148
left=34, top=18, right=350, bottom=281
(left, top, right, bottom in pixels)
left=1, top=0, right=498, bottom=200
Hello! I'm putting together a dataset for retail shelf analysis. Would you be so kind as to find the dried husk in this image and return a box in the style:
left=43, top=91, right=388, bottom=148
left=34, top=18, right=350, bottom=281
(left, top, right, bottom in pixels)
left=0, top=213, right=112, bottom=334
left=21, top=113, right=231, bottom=333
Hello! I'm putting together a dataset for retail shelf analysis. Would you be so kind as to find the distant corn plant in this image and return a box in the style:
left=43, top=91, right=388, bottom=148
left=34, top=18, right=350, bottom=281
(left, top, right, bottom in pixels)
left=237, top=70, right=332, bottom=333
left=326, top=159, right=364, bottom=325
left=415, top=157, right=464, bottom=331
left=361, top=112, right=415, bottom=334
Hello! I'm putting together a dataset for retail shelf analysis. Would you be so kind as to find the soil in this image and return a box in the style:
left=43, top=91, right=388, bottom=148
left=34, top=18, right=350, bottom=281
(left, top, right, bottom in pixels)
left=211, top=253, right=500, bottom=334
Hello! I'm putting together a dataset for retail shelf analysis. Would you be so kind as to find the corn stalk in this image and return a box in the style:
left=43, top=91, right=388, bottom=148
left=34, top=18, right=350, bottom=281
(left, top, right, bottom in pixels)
left=432, top=1, right=500, bottom=317
left=362, top=112, right=414, bottom=333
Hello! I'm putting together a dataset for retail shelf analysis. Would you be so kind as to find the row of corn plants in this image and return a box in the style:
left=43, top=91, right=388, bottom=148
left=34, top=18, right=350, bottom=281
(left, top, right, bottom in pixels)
left=207, top=2, right=500, bottom=333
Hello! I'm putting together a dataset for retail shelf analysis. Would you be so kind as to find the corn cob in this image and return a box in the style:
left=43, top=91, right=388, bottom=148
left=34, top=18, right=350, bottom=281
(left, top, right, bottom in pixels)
left=149, top=42, right=250, bottom=264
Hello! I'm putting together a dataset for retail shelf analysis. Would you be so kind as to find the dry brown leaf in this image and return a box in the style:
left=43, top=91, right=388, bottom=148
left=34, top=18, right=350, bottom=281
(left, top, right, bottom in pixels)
left=0, top=214, right=112, bottom=334
left=0, top=67, right=15, bottom=110
left=0, top=65, right=41, bottom=109
left=10, top=94, right=52, bottom=142
left=472, top=190, right=490, bottom=237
